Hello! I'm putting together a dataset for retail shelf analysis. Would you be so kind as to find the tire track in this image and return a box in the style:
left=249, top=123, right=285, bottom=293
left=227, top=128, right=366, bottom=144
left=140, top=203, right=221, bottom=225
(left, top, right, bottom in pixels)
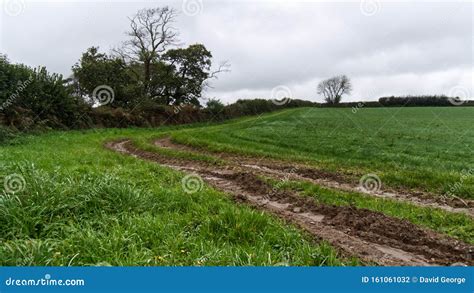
left=105, top=139, right=474, bottom=266
left=154, top=137, right=474, bottom=217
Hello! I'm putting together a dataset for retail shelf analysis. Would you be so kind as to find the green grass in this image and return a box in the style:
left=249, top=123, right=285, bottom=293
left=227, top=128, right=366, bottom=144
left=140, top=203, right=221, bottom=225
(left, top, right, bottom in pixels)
left=0, top=129, right=352, bottom=266
left=2, top=107, right=473, bottom=266
left=170, top=107, right=474, bottom=199
left=133, top=134, right=225, bottom=166
left=135, top=121, right=474, bottom=245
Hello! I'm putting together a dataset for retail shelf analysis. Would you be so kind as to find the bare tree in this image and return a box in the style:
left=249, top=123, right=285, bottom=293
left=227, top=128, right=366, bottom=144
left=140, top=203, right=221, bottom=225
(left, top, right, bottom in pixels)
left=317, top=75, right=352, bottom=104
left=114, top=7, right=179, bottom=94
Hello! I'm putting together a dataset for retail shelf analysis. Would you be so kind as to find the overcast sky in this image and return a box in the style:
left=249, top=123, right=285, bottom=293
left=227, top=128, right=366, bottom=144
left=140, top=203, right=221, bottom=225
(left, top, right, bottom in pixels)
left=0, top=0, right=472, bottom=104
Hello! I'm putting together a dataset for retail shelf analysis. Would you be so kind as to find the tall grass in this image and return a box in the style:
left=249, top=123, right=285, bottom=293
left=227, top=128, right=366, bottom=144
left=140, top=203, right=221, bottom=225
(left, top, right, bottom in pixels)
left=0, top=130, right=352, bottom=266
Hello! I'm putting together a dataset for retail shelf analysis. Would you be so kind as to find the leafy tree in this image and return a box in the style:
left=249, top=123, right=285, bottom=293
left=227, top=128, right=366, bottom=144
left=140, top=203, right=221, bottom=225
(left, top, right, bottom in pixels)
left=71, top=47, right=141, bottom=107
left=160, top=44, right=213, bottom=106
left=73, top=8, right=229, bottom=108
left=113, top=7, right=229, bottom=107
left=145, top=44, right=229, bottom=106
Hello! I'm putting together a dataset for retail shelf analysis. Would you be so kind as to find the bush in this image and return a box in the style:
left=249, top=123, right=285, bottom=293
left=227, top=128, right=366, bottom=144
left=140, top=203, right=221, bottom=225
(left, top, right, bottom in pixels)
left=0, top=125, right=18, bottom=145
left=0, top=56, right=88, bottom=130
left=205, top=99, right=226, bottom=120
left=223, top=99, right=319, bottom=119
left=379, top=95, right=474, bottom=107
left=320, top=101, right=382, bottom=108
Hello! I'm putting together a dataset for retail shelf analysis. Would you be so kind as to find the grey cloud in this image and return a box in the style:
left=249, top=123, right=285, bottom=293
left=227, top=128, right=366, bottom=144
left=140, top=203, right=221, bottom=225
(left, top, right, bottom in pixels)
left=1, top=0, right=472, bottom=103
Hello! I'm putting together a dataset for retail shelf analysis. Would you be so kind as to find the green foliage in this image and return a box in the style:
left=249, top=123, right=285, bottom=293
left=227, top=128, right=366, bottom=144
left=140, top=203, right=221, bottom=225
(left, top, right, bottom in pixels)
left=0, top=125, right=17, bottom=144
left=379, top=95, right=474, bottom=107
left=222, top=99, right=316, bottom=118
left=72, top=44, right=219, bottom=108
left=71, top=47, right=142, bottom=108
left=0, top=55, right=86, bottom=129
left=205, top=98, right=225, bottom=119
left=158, top=44, right=214, bottom=106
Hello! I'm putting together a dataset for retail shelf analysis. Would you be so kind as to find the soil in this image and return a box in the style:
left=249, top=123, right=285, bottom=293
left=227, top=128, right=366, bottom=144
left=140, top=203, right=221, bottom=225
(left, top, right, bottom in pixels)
left=105, top=139, right=474, bottom=266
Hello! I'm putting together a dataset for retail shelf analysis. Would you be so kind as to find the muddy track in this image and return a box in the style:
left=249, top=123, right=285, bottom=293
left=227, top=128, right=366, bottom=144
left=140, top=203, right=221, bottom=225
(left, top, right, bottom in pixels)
left=106, top=139, right=474, bottom=266
left=154, top=137, right=474, bottom=217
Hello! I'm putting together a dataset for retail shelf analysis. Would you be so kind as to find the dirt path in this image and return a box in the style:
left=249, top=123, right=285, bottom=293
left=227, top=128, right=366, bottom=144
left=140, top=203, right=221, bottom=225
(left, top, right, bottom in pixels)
left=154, top=137, right=474, bottom=217
left=106, top=139, right=474, bottom=266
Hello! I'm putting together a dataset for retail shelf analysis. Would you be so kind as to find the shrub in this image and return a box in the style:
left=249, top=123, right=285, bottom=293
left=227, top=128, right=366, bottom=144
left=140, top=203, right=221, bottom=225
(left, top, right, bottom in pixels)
left=0, top=125, right=17, bottom=144
left=379, top=95, right=474, bottom=107
left=205, top=99, right=226, bottom=120
left=0, top=56, right=88, bottom=130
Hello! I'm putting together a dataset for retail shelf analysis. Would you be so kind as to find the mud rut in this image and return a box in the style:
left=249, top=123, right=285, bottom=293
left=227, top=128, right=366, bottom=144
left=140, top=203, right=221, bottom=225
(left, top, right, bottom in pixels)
left=105, top=139, right=474, bottom=266
left=154, top=137, right=474, bottom=216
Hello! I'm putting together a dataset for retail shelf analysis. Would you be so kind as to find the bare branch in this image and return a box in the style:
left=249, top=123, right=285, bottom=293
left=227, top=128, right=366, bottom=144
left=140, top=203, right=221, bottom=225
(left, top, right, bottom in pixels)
left=118, top=6, right=180, bottom=94
left=317, top=75, right=352, bottom=104
left=208, top=61, right=231, bottom=79
left=204, top=61, right=231, bottom=90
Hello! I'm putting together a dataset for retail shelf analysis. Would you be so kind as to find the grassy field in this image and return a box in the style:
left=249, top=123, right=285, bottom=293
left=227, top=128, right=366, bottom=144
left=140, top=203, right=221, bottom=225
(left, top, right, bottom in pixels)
left=171, top=107, right=474, bottom=198
left=1, top=107, right=473, bottom=265
left=0, top=128, right=352, bottom=266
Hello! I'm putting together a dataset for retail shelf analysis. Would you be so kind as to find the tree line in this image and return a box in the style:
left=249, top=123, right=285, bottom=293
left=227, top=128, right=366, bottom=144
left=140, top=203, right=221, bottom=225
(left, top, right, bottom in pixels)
left=0, top=50, right=312, bottom=133
left=0, top=6, right=289, bottom=135
left=0, top=6, right=472, bottom=142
